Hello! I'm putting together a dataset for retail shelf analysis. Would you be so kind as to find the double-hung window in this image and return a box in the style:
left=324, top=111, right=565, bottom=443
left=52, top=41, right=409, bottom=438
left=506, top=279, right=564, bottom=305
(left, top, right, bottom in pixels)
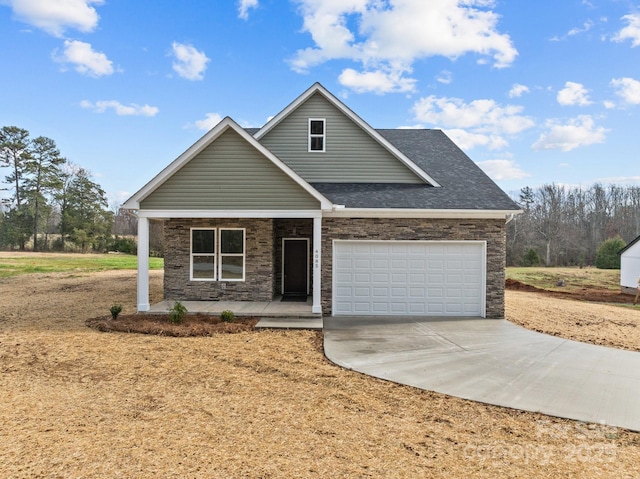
left=191, top=228, right=216, bottom=280
left=308, top=118, right=325, bottom=152
left=219, top=228, right=245, bottom=280
left=191, top=228, right=245, bottom=281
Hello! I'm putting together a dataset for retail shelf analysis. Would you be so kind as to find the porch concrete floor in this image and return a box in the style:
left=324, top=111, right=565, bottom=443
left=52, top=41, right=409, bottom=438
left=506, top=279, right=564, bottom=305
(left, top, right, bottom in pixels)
left=148, top=297, right=321, bottom=329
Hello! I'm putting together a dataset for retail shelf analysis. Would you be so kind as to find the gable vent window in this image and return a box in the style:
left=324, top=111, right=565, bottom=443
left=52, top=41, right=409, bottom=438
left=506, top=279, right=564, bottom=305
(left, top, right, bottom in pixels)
left=308, top=118, right=326, bottom=152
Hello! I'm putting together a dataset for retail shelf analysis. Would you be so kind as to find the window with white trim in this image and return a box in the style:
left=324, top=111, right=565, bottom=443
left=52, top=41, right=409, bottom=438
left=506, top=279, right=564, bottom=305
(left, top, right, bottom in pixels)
left=191, top=228, right=216, bottom=280
left=190, top=228, right=245, bottom=281
left=219, top=228, right=245, bottom=280
left=308, top=118, right=325, bottom=152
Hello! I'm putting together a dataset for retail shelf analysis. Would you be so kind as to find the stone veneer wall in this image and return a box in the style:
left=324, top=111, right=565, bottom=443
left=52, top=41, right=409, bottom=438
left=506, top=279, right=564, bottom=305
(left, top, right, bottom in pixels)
left=164, top=218, right=274, bottom=301
left=321, top=218, right=507, bottom=318
left=273, top=219, right=314, bottom=296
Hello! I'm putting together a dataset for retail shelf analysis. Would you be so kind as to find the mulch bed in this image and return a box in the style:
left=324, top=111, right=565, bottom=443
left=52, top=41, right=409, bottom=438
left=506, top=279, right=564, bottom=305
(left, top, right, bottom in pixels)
left=86, top=313, right=258, bottom=337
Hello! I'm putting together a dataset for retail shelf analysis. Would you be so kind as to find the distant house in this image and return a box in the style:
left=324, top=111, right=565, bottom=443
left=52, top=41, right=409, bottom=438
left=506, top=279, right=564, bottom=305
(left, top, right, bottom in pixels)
left=123, top=83, right=521, bottom=318
left=620, top=235, right=640, bottom=294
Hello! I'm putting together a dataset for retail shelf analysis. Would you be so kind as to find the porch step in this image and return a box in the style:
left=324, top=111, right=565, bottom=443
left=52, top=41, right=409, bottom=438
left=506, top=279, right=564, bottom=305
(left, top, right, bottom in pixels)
left=256, top=317, right=323, bottom=330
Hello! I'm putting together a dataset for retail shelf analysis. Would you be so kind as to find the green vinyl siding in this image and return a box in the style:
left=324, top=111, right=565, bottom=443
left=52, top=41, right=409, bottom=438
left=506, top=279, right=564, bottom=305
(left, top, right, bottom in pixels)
left=259, top=92, right=423, bottom=183
left=140, top=129, right=320, bottom=210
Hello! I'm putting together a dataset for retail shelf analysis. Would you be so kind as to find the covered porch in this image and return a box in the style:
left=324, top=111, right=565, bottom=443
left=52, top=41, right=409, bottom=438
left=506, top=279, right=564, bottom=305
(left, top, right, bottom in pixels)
left=135, top=212, right=324, bottom=315
left=147, top=297, right=322, bottom=329
left=147, top=296, right=318, bottom=317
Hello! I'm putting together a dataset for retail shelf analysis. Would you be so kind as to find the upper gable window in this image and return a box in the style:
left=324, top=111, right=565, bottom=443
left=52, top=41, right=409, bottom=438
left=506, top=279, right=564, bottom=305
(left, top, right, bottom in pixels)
left=308, top=118, right=325, bottom=152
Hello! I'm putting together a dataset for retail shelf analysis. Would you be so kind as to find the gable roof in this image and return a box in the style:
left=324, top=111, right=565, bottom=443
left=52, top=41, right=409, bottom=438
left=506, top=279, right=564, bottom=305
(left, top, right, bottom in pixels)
left=311, top=129, right=520, bottom=211
left=122, top=117, right=333, bottom=211
left=254, top=82, right=441, bottom=187
left=619, top=235, right=640, bottom=255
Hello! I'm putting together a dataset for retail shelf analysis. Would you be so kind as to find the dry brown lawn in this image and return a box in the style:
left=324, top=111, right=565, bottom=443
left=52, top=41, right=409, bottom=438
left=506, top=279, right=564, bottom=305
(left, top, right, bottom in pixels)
left=1, top=268, right=640, bottom=478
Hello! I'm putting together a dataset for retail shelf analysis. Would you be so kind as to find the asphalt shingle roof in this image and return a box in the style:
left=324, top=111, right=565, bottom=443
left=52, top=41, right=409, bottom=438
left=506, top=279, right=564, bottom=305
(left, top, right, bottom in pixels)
left=311, top=129, right=520, bottom=211
left=247, top=127, right=520, bottom=211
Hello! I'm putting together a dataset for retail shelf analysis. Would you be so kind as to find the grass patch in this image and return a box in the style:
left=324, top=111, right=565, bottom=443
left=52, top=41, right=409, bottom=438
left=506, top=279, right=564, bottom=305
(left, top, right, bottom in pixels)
left=506, top=266, right=620, bottom=292
left=0, top=252, right=163, bottom=278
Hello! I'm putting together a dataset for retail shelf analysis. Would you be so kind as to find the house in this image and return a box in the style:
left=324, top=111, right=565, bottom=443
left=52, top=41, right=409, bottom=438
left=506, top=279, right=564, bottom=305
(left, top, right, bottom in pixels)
left=620, top=235, right=640, bottom=295
left=123, top=83, right=521, bottom=318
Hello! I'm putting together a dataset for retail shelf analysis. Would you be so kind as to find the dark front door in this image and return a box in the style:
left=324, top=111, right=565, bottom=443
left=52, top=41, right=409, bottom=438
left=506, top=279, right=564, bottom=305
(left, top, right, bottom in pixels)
left=283, top=239, right=308, bottom=296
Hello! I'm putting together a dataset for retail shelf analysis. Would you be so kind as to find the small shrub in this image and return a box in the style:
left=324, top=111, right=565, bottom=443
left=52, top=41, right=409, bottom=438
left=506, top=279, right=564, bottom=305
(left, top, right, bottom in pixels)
left=109, top=236, right=137, bottom=255
left=221, top=310, right=235, bottom=323
left=595, top=236, right=626, bottom=269
left=110, top=304, right=123, bottom=320
left=522, top=248, right=541, bottom=267
left=169, top=301, right=188, bottom=324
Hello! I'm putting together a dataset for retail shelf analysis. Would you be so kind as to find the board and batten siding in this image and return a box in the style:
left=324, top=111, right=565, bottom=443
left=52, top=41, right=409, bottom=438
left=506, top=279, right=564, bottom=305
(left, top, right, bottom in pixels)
left=140, top=129, right=320, bottom=210
left=259, top=92, right=423, bottom=184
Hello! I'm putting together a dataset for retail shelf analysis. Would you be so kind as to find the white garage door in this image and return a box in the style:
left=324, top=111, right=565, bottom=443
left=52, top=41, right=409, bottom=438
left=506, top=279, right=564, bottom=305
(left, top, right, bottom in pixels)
left=333, top=241, right=485, bottom=316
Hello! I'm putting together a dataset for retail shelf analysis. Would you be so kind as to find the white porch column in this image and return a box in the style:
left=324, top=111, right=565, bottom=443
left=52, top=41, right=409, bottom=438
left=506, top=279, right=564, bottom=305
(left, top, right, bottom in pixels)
left=312, top=216, right=322, bottom=314
left=137, top=216, right=150, bottom=312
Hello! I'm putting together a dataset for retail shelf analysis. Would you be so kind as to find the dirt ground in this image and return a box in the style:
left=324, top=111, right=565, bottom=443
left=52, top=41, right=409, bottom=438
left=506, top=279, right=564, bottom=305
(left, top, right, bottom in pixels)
left=1, top=270, right=640, bottom=478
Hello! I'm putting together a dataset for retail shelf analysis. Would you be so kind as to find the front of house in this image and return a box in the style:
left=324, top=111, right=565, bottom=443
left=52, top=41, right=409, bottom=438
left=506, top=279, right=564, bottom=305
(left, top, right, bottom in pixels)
left=123, top=83, right=521, bottom=319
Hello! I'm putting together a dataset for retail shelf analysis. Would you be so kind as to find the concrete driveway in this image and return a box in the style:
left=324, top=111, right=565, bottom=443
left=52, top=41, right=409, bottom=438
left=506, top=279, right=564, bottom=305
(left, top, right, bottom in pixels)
left=323, top=316, right=640, bottom=432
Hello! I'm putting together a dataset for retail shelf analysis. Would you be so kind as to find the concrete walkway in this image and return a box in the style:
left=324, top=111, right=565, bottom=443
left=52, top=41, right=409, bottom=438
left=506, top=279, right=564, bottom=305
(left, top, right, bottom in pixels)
left=323, top=316, right=640, bottom=432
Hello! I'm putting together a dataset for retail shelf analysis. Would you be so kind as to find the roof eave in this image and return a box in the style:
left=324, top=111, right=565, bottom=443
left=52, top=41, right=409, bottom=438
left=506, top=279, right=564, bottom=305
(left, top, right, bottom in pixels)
left=324, top=207, right=523, bottom=219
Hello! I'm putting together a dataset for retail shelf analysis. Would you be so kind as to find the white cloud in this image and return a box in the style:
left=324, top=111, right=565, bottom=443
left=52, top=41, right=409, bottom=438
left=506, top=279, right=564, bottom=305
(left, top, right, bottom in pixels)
left=508, top=83, right=529, bottom=98
left=443, top=128, right=508, bottom=151
left=436, top=70, right=452, bottom=85
left=80, top=100, right=159, bottom=117
left=4, top=0, right=103, bottom=37
left=238, top=0, right=258, bottom=19
left=532, top=115, right=608, bottom=152
left=54, top=39, right=113, bottom=77
left=594, top=175, right=640, bottom=185
left=412, top=95, right=533, bottom=152
left=194, top=112, right=223, bottom=130
left=612, top=13, right=640, bottom=47
left=476, top=159, right=530, bottom=181
left=290, top=0, right=517, bottom=92
left=557, top=81, right=592, bottom=106
left=338, top=68, right=416, bottom=94
left=567, top=20, right=594, bottom=37
left=611, top=77, right=640, bottom=104
left=171, top=42, right=210, bottom=81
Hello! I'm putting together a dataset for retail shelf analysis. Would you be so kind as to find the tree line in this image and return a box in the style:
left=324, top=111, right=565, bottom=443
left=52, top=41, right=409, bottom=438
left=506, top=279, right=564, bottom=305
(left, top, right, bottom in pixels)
left=507, top=183, right=640, bottom=267
left=0, top=125, right=127, bottom=252
left=4, top=123, right=636, bottom=263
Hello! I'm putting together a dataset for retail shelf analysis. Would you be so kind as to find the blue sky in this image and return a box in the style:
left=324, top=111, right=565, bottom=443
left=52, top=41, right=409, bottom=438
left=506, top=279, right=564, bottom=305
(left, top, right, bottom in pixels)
left=1, top=0, right=639, bottom=206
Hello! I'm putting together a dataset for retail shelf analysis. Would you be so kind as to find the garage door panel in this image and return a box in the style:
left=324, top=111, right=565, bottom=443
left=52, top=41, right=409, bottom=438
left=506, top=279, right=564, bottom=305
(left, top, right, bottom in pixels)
left=372, top=273, right=389, bottom=283
left=373, top=259, right=389, bottom=268
left=409, top=287, right=426, bottom=298
left=391, top=287, right=407, bottom=297
left=372, top=287, right=389, bottom=297
left=408, top=303, right=426, bottom=314
left=334, top=241, right=484, bottom=317
left=354, top=272, right=373, bottom=283
left=354, top=287, right=370, bottom=297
